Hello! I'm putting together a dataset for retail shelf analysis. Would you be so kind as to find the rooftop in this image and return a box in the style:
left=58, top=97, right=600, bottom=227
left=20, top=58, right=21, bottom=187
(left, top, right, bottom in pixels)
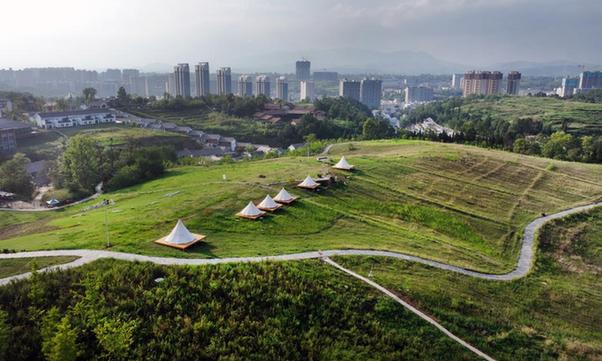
left=0, top=118, right=32, bottom=130
left=37, top=109, right=113, bottom=118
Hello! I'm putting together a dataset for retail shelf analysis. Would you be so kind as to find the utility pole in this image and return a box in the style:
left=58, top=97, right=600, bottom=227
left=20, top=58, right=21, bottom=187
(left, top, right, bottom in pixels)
left=104, top=206, right=110, bottom=248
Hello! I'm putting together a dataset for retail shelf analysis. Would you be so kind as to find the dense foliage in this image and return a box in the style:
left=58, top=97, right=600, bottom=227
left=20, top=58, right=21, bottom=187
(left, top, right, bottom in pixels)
left=570, top=89, right=602, bottom=103
left=0, top=153, right=34, bottom=199
left=145, top=93, right=269, bottom=118
left=55, top=135, right=176, bottom=195
left=0, top=260, right=473, bottom=361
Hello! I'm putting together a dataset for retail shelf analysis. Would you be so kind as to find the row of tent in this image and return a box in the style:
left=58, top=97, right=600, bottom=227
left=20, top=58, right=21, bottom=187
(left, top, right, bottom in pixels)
left=154, top=156, right=355, bottom=250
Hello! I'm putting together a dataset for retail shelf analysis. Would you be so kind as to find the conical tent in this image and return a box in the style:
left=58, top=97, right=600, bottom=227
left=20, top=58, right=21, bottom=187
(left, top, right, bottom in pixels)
left=257, top=194, right=282, bottom=211
left=154, top=219, right=205, bottom=250
left=273, top=188, right=297, bottom=204
left=333, top=156, right=354, bottom=170
left=237, top=201, right=265, bottom=219
left=297, top=175, right=320, bottom=189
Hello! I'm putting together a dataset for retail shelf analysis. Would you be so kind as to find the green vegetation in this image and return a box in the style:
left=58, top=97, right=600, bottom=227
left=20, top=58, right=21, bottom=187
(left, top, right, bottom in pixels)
left=1, top=140, right=601, bottom=274
left=0, top=259, right=477, bottom=361
left=0, top=256, right=79, bottom=278
left=0, top=153, right=34, bottom=199
left=335, top=207, right=602, bottom=360
left=404, top=95, right=602, bottom=163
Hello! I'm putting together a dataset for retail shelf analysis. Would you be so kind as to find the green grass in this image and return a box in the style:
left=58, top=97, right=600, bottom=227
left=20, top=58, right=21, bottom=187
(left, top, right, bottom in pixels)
left=335, top=207, right=602, bottom=360
left=462, top=97, right=602, bottom=136
left=0, top=259, right=479, bottom=360
left=0, top=256, right=79, bottom=278
left=1, top=140, right=601, bottom=274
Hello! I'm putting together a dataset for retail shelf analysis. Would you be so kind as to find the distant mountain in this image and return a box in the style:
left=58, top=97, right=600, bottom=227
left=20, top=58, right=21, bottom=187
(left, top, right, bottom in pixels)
left=488, top=60, right=602, bottom=76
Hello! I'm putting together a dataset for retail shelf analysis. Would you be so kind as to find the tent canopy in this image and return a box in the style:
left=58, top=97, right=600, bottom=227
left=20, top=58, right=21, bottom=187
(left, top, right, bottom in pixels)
left=164, top=219, right=197, bottom=244
left=297, top=175, right=319, bottom=189
left=258, top=195, right=281, bottom=210
left=238, top=201, right=265, bottom=218
left=333, top=156, right=354, bottom=170
left=273, top=188, right=296, bottom=203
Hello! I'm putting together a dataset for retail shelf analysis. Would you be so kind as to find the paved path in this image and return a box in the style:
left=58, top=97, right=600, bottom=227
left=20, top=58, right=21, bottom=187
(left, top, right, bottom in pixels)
left=323, top=257, right=496, bottom=361
left=0, top=182, right=103, bottom=212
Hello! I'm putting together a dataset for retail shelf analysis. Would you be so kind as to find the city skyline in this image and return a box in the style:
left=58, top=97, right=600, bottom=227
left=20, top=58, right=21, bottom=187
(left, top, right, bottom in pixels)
left=1, top=0, right=601, bottom=71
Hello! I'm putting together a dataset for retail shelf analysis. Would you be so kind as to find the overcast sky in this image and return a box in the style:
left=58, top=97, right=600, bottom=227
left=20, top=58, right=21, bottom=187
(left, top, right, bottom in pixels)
left=1, top=0, right=601, bottom=70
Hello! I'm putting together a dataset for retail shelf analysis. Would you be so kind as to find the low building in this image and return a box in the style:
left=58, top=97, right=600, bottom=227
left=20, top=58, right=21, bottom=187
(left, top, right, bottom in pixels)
left=31, top=110, right=116, bottom=129
left=0, top=118, right=32, bottom=153
left=404, top=86, right=434, bottom=103
left=218, top=137, right=237, bottom=152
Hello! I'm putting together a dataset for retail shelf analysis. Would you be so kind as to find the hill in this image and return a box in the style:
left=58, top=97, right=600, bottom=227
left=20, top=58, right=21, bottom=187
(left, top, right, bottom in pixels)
left=1, top=140, right=601, bottom=274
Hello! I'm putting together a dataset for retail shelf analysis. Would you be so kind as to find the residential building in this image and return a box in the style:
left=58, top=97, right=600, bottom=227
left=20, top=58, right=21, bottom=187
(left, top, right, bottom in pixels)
left=166, top=73, right=176, bottom=96
left=339, top=79, right=361, bottom=102
left=31, top=110, right=116, bottom=129
left=451, top=73, right=463, bottom=90
left=217, top=67, right=232, bottom=95
left=299, top=80, right=315, bottom=101
left=313, top=71, right=338, bottom=82
left=578, top=71, right=602, bottom=92
left=462, top=71, right=503, bottom=97
left=276, top=76, right=289, bottom=101
left=558, top=77, right=579, bottom=97
left=296, top=60, right=311, bottom=81
left=238, top=75, right=253, bottom=97
left=360, top=78, right=382, bottom=109
left=506, top=71, right=521, bottom=95
left=0, top=118, right=32, bottom=153
left=404, top=86, right=434, bottom=103
left=173, top=63, right=191, bottom=97
left=255, top=75, right=271, bottom=97
left=195, top=62, right=210, bottom=97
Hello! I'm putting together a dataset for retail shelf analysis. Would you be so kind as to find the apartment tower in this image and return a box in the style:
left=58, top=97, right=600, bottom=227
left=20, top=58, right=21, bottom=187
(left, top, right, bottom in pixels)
left=217, top=67, right=232, bottom=95
left=195, top=62, right=210, bottom=97
left=173, top=63, right=191, bottom=97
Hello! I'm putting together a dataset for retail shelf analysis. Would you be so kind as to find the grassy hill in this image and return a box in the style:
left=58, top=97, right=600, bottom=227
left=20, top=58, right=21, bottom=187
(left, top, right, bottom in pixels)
left=336, top=207, right=602, bottom=360
left=461, top=97, right=602, bottom=136
left=1, top=140, right=601, bottom=273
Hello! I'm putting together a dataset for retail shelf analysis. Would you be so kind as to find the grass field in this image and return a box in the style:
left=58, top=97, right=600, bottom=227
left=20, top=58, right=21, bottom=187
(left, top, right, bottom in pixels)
left=462, top=97, right=602, bottom=136
left=335, top=207, right=602, bottom=360
left=1, top=140, right=601, bottom=273
left=0, top=256, right=79, bottom=278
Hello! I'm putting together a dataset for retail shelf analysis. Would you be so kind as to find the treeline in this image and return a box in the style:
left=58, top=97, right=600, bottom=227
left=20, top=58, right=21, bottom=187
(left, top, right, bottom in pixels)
left=0, top=153, right=35, bottom=199
left=53, top=135, right=176, bottom=196
left=0, top=260, right=470, bottom=361
left=569, top=89, right=602, bottom=103
left=403, top=96, right=602, bottom=163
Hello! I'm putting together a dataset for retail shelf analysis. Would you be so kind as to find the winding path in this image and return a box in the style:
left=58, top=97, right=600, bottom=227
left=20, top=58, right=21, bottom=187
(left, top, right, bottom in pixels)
left=1, top=202, right=600, bottom=361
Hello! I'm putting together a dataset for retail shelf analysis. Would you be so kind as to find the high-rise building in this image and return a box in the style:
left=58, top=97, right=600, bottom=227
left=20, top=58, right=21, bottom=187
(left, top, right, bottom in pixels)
left=296, top=60, right=311, bottom=81
left=255, top=75, right=271, bottom=97
left=462, top=71, right=503, bottom=97
left=173, top=63, right=191, bottom=97
left=217, top=67, right=232, bottom=95
left=360, top=78, right=382, bottom=109
left=339, top=79, right=361, bottom=102
left=404, top=86, right=434, bottom=103
left=451, top=73, right=463, bottom=90
left=276, top=76, right=289, bottom=101
left=299, top=80, right=315, bottom=101
left=558, top=77, right=579, bottom=97
left=578, top=71, right=602, bottom=91
left=195, top=62, right=210, bottom=97
left=166, top=73, right=176, bottom=96
left=506, top=71, right=521, bottom=95
left=238, top=75, right=253, bottom=97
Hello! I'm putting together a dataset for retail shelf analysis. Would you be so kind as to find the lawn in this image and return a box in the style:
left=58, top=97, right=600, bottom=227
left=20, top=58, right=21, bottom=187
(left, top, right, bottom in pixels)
left=461, top=97, right=602, bottom=136
left=335, top=207, right=602, bottom=360
left=0, top=256, right=79, bottom=278
left=0, top=140, right=601, bottom=274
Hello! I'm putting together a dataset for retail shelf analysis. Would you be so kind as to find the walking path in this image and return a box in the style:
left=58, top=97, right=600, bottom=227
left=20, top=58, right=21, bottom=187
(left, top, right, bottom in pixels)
left=0, top=182, right=103, bottom=212
left=1, top=201, right=600, bottom=360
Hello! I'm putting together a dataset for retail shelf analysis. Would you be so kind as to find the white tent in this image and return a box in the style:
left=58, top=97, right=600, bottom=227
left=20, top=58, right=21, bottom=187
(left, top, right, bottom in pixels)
left=273, top=188, right=297, bottom=204
left=237, top=201, right=265, bottom=219
left=297, top=175, right=320, bottom=190
left=257, top=194, right=282, bottom=211
left=154, top=219, right=205, bottom=250
left=333, top=156, right=354, bottom=170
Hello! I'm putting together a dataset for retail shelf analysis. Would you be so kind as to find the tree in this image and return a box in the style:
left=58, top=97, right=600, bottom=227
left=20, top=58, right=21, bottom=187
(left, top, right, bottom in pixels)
left=42, top=315, right=79, bottom=361
left=82, top=88, right=97, bottom=105
left=60, top=135, right=102, bottom=193
left=0, top=153, right=33, bottom=199
left=362, top=118, right=393, bottom=140
left=542, top=131, right=574, bottom=160
left=0, top=310, right=9, bottom=361
left=117, top=87, right=129, bottom=107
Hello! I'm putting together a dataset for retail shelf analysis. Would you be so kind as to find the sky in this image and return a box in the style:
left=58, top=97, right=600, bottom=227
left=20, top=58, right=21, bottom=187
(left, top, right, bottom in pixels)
left=1, top=0, right=601, bottom=70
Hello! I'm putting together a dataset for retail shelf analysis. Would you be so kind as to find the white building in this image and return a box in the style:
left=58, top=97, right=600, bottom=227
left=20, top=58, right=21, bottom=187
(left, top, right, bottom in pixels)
left=299, top=80, right=315, bottom=101
left=31, top=110, right=116, bottom=129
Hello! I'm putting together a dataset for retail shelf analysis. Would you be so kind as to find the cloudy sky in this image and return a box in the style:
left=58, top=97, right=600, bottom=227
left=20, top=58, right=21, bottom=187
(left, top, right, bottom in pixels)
left=1, top=0, right=601, bottom=70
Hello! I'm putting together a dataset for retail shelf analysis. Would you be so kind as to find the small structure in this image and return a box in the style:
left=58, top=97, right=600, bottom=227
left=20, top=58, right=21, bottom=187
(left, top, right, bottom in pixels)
left=0, top=191, right=16, bottom=203
left=273, top=188, right=298, bottom=204
left=297, top=175, right=320, bottom=190
left=154, top=219, right=206, bottom=250
left=333, top=156, right=354, bottom=171
left=257, top=194, right=282, bottom=212
left=237, top=201, right=265, bottom=220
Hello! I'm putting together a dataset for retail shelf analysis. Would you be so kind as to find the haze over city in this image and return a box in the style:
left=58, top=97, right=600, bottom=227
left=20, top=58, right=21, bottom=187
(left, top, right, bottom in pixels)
left=1, top=0, right=601, bottom=72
